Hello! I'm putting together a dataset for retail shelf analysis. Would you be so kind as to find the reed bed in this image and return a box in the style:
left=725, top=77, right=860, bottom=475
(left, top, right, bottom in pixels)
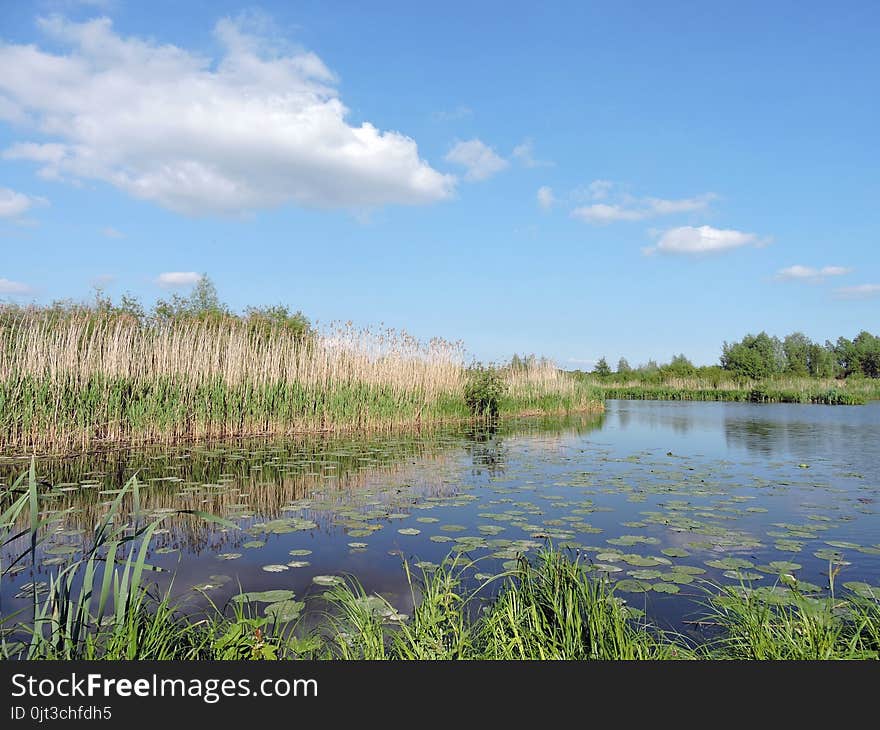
left=0, top=309, right=601, bottom=454
left=576, top=373, right=879, bottom=405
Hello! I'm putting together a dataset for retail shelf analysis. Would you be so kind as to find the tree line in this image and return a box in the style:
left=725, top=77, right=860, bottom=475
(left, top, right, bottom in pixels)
left=587, top=330, right=880, bottom=380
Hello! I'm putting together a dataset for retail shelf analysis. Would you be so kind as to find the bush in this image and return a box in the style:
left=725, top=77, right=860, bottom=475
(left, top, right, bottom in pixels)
left=464, top=365, right=506, bottom=417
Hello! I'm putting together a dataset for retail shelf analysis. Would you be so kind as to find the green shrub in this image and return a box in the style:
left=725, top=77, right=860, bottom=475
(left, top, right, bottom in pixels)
left=464, top=365, right=506, bottom=417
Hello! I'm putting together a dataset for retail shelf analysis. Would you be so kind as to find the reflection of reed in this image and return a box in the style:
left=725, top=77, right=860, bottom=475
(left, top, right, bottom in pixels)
left=1, top=414, right=604, bottom=559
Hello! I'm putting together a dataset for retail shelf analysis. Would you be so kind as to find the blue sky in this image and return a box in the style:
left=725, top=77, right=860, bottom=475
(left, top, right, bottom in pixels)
left=1, top=1, right=878, bottom=368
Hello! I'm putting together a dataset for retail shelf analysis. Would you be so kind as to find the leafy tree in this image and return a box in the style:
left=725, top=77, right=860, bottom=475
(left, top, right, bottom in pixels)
left=782, top=332, right=812, bottom=376
left=592, top=357, right=611, bottom=377
left=721, top=332, right=784, bottom=379
left=662, top=353, right=696, bottom=378
left=616, top=357, right=632, bottom=375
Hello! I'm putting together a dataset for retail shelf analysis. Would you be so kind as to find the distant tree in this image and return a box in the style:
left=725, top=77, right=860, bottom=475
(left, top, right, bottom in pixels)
left=807, top=343, right=836, bottom=378
left=616, top=357, right=632, bottom=375
left=244, top=304, right=311, bottom=341
left=721, top=332, right=784, bottom=379
left=662, top=353, right=696, bottom=378
left=592, top=357, right=611, bottom=377
left=783, top=332, right=812, bottom=376
left=154, top=274, right=228, bottom=321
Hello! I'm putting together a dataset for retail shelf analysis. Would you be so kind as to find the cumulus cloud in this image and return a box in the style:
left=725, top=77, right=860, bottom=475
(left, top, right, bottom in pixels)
left=644, top=225, right=769, bottom=256
left=572, top=192, right=717, bottom=225
left=537, top=186, right=555, bottom=211
left=776, top=264, right=852, bottom=282
left=445, top=139, right=509, bottom=181
left=156, top=271, right=202, bottom=288
left=834, top=283, right=880, bottom=300
left=0, top=187, right=47, bottom=219
left=0, top=15, right=454, bottom=215
left=0, top=277, right=33, bottom=295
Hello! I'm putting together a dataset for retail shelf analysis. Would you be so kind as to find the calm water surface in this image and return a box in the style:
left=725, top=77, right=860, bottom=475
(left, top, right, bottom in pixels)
left=2, top=400, right=878, bottom=634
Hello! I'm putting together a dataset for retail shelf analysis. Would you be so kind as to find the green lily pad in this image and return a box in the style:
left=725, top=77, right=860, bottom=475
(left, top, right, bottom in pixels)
left=233, top=590, right=295, bottom=603
left=661, top=547, right=691, bottom=558
left=628, top=569, right=662, bottom=580
left=313, top=575, right=344, bottom=587
left=243, top=540, right=265, bottom=549
left=288, top=549, right=313, bottom=556
left=217, top=553, right=241, bottom=560
left=398, top=528, right=421, bottom=536
left=287, top=560, right=310, bottom=568
left=757, top=561, right=802, bottom=574
left=615, top=579, right=651, bottom=593
left=652, top=583, right=680, bottom=594
left=261, top=564, right=289, bottom=572
left=705, top=557, right=755, bottom=570
left=264, top=600, right=305, bottom=623
left=348, top=542, right=368, bottom=549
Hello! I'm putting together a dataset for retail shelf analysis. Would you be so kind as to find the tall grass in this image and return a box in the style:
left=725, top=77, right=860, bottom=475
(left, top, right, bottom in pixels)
left=0, top=309, right=601, bottom=454
left=575, top=373, right=879, bottom=405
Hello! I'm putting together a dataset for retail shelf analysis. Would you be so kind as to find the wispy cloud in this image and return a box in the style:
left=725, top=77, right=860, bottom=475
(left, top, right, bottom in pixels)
left=156, top=271, right=202, bottom=288
left=644, top=225, right=769, bottom=256
left=0, top=15, right=454, bottom=214
left=834, top=283, right=880, bottom=300
left=572, top=191, right=717, bottom=225
left=0, top=277, right=33, bottom=295
left=101, top=226, right=125, bottom=239
left=537, top=186, right=555, bottom=211
left=776, top=264, right=852, bottom=282
left=432, top=106, right=472, bottom=122
left=445, top=139, right=509, bottom=182
left=0, top=187, right=48, bottom=220
left=512, top=139, right=552, bottom=168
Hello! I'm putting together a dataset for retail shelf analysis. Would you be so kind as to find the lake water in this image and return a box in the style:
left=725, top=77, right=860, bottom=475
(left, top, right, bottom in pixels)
left=2, top=400, right=879, bottom=636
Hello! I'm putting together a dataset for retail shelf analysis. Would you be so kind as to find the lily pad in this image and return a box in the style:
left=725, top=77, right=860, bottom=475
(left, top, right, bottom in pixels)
left=615, top=579, right=651, bottom=593
left=264, top=600, right=305, bottom=623
left=397, top=528, right=421, bottom=536
left=313, top=575, right=344, bottom=587
left=652, top=583, right=680, bottom=594
left=217, top=553, right=241, bottom=560
left=233, top=590, right=295, bottom=603
left=661, top=547, right=691, bottom=558
left=261, top=564, right=289, bottom=573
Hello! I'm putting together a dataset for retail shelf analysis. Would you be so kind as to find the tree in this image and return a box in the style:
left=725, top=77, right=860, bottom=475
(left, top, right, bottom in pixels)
left=154, top=274, right=227, bottom=321
left=616, top=357, right=632, bottom=375
left=721, top=332, right=784, bottom=379
left=592, top=357, right=611, bottom=377
left=783, top=332, right=812, bottom=376
left=662, top=353, right=696, bottom=378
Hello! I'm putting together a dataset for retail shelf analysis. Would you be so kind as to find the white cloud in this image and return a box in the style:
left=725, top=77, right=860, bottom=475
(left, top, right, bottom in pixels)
left=102, top=226, right=124, bottom=238
left=156, top=271, right=202, bottom=288
left=572, top=192, right=716, bottom=225
left=586, top=180, right=614, bottom=200
left=537, top=186, right=555, bottom=211
left=0, top=187, right=47, bottom=219
left=0, top=15, right=454, bottom=215
left=776, top=264, right=852, bottom=281
left=445, top=139, right=509, bottom=182
left=512, top=139, right=551, bottom=168
left=644, top=225, right=769, bottom=256
left=835, top=283, right=880, bottom=300
left=0, top=277, right=33, bottom=295
left=571, top=203, right=645, bottom=224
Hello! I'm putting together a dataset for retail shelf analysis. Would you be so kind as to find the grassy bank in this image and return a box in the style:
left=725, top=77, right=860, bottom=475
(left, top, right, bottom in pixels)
left=2, top=469, right=878, bottom=660
left=0, top=308, right=601, bottom=454
left=573, top=373, right=880, bottom=405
